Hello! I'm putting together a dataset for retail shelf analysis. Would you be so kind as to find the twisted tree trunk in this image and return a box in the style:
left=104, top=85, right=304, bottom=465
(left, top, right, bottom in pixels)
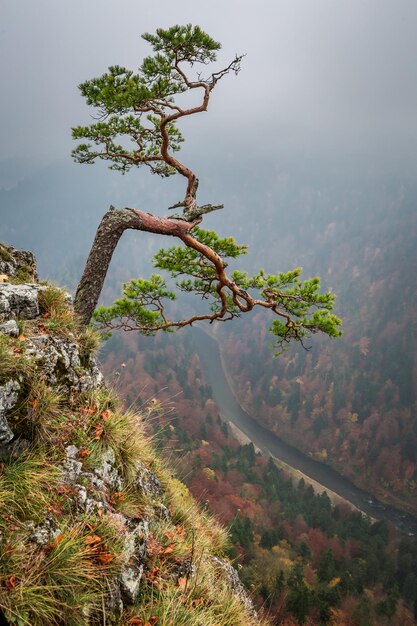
left=74, top=206, right=194, bottom=327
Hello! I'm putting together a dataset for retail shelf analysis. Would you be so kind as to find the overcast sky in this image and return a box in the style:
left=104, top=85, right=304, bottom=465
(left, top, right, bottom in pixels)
left=1, top=0, right=417, bottom=173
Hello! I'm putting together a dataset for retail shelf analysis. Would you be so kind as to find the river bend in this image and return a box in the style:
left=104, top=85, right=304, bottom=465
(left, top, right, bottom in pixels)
left=192, top=328, right=417, bottom=536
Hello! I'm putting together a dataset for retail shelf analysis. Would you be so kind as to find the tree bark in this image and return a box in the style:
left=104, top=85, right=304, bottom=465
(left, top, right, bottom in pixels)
left=74, top=206, right=194, bottom=327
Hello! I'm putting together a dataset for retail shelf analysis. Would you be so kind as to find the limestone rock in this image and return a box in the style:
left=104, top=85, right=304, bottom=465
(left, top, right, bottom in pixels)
left=120, top=564, right=144, bottom=604
left=0, top=320, right=19, bottom=337
left=0, top=380, right=20, bottom=443
left=28, top=517, right=61, bottom=546
left=119, top=519, right=149, bottom=603
left=62, top=445, right=83, bottom=482
left=93, top=447, right=123, bottom=491
left=0, top=437, right=29, bottom=461
left=211, top=556, right=256, bottom=616
left=0, top=244, right=38, bottom=282
left=0, top=283, right=44, bottom=322
left=136, top=460, right=163, bottom=499
left=25, top=334, right=103, bottom=393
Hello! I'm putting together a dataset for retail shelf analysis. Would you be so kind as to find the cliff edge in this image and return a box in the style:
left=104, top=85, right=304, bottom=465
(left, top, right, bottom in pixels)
left=0, top=244, right=263, bottom=626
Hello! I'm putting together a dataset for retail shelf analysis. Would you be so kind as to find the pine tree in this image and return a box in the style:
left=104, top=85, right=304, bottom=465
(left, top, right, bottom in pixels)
left=72, top=25, right=342, bottom=353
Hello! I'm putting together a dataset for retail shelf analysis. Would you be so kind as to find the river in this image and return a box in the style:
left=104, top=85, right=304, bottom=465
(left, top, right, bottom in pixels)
left=191, top=328, right=417, bottom=536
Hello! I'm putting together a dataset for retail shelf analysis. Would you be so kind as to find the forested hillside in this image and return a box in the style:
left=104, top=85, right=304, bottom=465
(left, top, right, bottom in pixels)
left=214, top=164, right=417, bottom=513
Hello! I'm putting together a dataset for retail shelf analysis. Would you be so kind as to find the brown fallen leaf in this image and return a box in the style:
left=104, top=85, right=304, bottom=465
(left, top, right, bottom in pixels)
left=97, top=552, right=114, bottom=564
left=164, top=530, right=175, bottom=540
left=177, top=576, right=187, bottom=590
left=5, top=575, right=16, bottom=590
left=84, top=534, right=102, bottom=546
left=109, top=491, right=125, bottom=505
left=80, top=407, right=97, bottom=415
left=92, top=424, right=104, bottom=440
left=146, top=566, right=160, bottom=581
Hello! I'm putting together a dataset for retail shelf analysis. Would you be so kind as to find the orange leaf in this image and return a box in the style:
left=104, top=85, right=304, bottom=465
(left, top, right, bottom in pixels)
left=5, top=575, right=16, bottom=590
left=52, top=534, right=64, bottom=548
left=109, top=491, right=125, bottom=505
left=175, top=524, right=186, bottom=537
left=97, top=508, right=103, bottom=518
left=97, top=552, right=114, bottom=564
left=101, top=410, right=113, bottom=422
left=163, top=545, right=174, bottom=555
left=80, top=407, right=96, bottom=415
left=32, top=399, right=38, bottom=410
left=92, top=424, right=104, bottom=440
left=78, top=447, right=91, bottom=458
left=146, top=566, right=160, bottom=581
left=127, top=618, right=144, bottom=626
left=17, top=334, right=26, bottom=342
left=84, top=534, right=101, bottom=546
left=163, top=530, right=175, bottom=540
left=177, top=576, right=187, bottom=590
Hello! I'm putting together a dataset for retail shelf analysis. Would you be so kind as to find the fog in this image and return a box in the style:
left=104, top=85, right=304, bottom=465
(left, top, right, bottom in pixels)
left=1, top=0, right=417, bottom=179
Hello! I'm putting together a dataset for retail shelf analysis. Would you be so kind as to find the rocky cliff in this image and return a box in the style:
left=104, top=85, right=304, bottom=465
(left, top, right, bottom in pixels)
left=0, top=244, right=262, bottom=626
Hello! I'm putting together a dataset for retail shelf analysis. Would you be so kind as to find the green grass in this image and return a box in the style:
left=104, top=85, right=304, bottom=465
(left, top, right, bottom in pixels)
left=77, top=326, right=101, bottom=367
left=0, top=244, right=14, bottom=263
left=0, top=335, right=32, bottom=385
left=0, top=450, right=60, bottom=523
left=76, top=386, right=150, bottom=482
left=38, top=284, right=80, bottom=336
left=0, top=519, right=126, bottom=626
